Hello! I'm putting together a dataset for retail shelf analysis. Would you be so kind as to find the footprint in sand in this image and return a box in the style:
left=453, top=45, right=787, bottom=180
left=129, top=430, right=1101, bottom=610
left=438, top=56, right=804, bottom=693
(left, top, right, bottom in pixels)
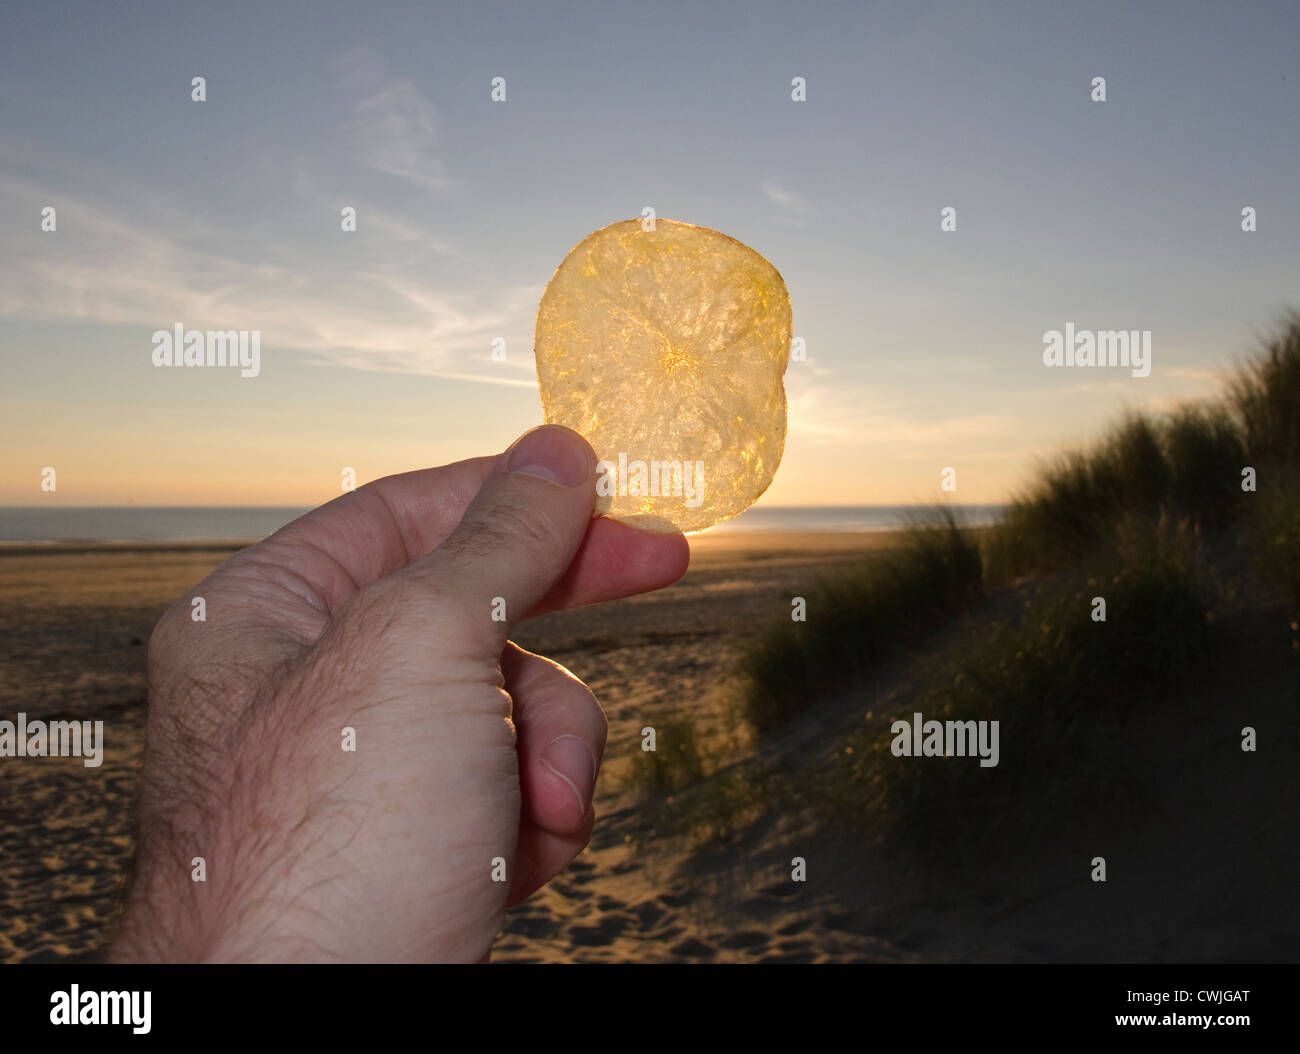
left=505, top=912, right=560, bottom=940
left=758, top=881, right=801, bottom=901
left=632, top=901, right=666, bottom=929
left=669, top=937, right=717, bottom=959
left=758, top=951, right=811, bottom=963
left=555, top=883, right=593, bottom=901
left=568, top=913, right=633, bottom=947
left=718, top=930, right=768, bottom=950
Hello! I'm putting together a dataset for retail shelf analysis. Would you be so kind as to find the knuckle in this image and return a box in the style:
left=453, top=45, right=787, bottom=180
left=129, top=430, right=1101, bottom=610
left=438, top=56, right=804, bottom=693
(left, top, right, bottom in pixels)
left=146, top=599, right=192, bottom=678
left=456, top=499, right=564, bottom=557
left=337, top=576, right=418, bottom=642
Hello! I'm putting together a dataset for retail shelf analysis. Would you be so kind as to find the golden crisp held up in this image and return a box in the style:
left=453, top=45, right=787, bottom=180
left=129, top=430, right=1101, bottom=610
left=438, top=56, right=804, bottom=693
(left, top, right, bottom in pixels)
left=534, top=218, right=792, bottom=533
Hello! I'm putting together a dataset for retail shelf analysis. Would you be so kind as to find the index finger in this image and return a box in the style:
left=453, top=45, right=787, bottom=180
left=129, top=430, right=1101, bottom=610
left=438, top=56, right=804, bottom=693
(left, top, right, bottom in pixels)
left=258, top=451, right=689, bottom=617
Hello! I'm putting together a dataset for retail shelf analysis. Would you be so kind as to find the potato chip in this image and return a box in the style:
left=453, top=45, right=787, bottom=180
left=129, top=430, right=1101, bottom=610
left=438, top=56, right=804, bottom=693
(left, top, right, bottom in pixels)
left=534, top=218, right=791, bottom=533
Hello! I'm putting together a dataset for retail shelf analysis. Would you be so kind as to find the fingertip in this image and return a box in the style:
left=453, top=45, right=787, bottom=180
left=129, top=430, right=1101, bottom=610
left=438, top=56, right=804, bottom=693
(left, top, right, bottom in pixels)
left=606, top=518, right=691, bottom=589
left=655, top=527, right=691, bottom=586
left=538, top=734, right=597, bottom=830
left=505, top=425, right=596, bottom=489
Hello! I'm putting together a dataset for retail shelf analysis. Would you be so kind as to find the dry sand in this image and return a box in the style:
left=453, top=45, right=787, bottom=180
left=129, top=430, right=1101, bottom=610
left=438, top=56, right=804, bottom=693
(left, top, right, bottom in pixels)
left=6, top=529, right=1294, bottom=963
left=0, top=530, right=903, bottom=963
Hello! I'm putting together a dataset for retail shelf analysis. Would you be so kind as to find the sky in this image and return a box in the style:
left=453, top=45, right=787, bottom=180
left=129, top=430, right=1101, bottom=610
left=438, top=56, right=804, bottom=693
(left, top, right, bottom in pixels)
left=2, top=0, right=1298, bottom=508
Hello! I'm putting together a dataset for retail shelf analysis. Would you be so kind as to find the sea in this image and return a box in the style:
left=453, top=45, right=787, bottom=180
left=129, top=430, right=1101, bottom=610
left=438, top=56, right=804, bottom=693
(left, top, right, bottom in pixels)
left=0, top=505, right=1007, bottom=544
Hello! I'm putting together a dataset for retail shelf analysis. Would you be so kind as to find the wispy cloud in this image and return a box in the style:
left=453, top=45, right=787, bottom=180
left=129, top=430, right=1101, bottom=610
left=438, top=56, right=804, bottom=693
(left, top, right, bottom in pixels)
left=0, top=178, right=537, bottom=387
left=336, top=47, right=454, bottom=195
left=288, top=162, right=457, bottom=262
left=786, top=370, right=1017, bottom=449
left=1165, top=366, right=1226, bottom=382
left=761, top=179, right=810, bottom=214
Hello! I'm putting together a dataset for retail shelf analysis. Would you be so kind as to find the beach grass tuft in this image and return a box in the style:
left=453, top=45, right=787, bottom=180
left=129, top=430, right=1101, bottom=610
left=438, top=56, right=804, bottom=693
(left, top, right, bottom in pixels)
left=725, top=314, right=1300, bottom=866
left=740, top=510, right=984, bottom=734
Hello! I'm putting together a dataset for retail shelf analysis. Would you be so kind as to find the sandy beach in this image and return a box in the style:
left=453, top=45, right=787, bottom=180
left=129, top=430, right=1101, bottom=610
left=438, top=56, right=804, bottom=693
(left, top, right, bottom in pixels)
left=6, top=524, right=1294, bottom=963
left=0, top=530, right=904, bottom=963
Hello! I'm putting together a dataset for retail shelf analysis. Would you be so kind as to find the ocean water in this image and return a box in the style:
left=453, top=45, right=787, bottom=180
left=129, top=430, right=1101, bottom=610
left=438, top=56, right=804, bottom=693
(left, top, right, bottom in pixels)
left=0, top=504, right=1006, bottom=543
left=712, top=504, right=1005, bottom=532
left=0, top=507, right=313, bottom=543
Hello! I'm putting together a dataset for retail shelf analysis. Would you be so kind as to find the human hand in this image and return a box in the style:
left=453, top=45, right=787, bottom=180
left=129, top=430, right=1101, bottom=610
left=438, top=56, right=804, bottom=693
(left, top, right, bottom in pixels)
left=109, top=426, right=689, bottom=962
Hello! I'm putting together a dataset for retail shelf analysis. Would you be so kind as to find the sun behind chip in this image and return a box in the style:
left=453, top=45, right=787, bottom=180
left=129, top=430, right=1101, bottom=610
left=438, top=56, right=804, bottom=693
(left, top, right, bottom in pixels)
left=534, top=218, right=792, bottom=533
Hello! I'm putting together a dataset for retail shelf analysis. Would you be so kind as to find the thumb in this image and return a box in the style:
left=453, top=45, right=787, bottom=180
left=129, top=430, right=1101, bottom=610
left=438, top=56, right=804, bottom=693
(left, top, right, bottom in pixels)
left=406, top=425, right=597, bottom=659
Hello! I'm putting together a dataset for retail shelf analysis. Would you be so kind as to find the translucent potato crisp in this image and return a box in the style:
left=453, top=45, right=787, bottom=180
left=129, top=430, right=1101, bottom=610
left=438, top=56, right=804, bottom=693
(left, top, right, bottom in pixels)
left=534, top=219, right=791, bottom=532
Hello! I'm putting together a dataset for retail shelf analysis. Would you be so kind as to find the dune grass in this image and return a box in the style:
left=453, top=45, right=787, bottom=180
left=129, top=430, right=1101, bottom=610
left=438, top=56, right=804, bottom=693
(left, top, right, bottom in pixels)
left=619, top=711, right=790, bottom=846
left=1163, top=407, right=1247, bottom=526
left=1229, top=312, right=1300, bottom=466
left=740, top=511, right=984, bottom=734
left=622, top=317, right=1299, bottom=859
left=980, top=410, right=1246, bottom=583
left=701, top=314, right=1300, bottom=864
left=982, top=315, right=1300, bottom=585
left=1246, top=474, right=1300, bottom=609
left=824, top=516, right=1217, bottom=869
left=622, top=717, right=709, bottom=796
